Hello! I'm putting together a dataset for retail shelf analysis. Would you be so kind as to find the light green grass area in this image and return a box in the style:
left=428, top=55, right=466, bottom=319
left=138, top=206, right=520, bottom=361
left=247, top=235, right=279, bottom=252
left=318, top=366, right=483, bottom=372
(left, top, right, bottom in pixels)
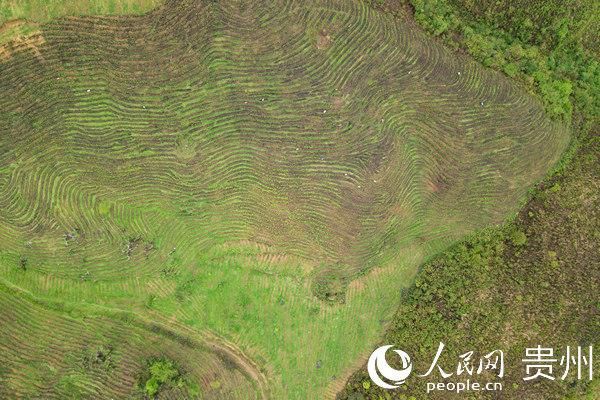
left=0, top=0, right=160, bottom=22
left=0, top=0, right=161, bottom=45
left=0, top=0, right=569, bottom=398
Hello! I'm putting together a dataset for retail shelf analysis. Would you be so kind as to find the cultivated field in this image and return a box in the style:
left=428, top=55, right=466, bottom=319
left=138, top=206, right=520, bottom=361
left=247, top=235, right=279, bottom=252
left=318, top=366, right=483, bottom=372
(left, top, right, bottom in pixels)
left=0, top=0, right=569, bottom=398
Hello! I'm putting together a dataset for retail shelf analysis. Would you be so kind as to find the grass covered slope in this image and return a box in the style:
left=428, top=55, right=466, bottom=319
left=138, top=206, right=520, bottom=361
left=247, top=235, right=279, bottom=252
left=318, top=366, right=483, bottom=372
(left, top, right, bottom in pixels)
left=0, top=282, right=263, bottom=399
left=0, top=0, right=160, bottom=47
left=0, top=0, right=159, bottom=20
left=0, top=0, right=569, bottom=398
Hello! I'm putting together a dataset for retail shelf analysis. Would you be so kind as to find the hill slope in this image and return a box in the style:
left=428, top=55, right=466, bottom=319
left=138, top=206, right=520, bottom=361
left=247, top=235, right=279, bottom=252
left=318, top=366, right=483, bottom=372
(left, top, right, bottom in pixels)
left=0, top=0, right=569, bottom=398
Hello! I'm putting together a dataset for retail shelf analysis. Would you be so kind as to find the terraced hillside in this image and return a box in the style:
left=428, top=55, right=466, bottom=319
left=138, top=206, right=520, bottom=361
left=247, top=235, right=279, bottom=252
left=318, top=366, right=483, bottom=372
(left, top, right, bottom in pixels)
left=0, top=281, right=264, bottom=399
left=0, top=0, right=569, bottom=398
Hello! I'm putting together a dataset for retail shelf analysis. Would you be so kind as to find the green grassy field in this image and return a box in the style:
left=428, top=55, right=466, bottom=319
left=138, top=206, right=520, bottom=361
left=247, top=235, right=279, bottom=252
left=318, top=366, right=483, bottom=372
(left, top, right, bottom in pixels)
left=0, top=0, right=159, bottom=21
left=0, top=0, right=160, bottom=46
left=0, top=0, right=570, bottom=398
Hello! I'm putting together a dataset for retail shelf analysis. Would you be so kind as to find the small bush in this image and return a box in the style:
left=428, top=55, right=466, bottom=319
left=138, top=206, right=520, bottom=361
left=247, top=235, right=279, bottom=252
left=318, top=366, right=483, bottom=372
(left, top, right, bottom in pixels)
left=510, top=229, right=527, bottom=246
left=141, top=359, right=183, bottom=398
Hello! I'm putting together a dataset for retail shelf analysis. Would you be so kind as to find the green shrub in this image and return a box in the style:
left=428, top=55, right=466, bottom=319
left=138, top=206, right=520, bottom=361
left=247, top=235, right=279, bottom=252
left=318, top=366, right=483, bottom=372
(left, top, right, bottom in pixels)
left=510, top=229, right=527, bottom=246
left=142, top=359, right=182, bottom=398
